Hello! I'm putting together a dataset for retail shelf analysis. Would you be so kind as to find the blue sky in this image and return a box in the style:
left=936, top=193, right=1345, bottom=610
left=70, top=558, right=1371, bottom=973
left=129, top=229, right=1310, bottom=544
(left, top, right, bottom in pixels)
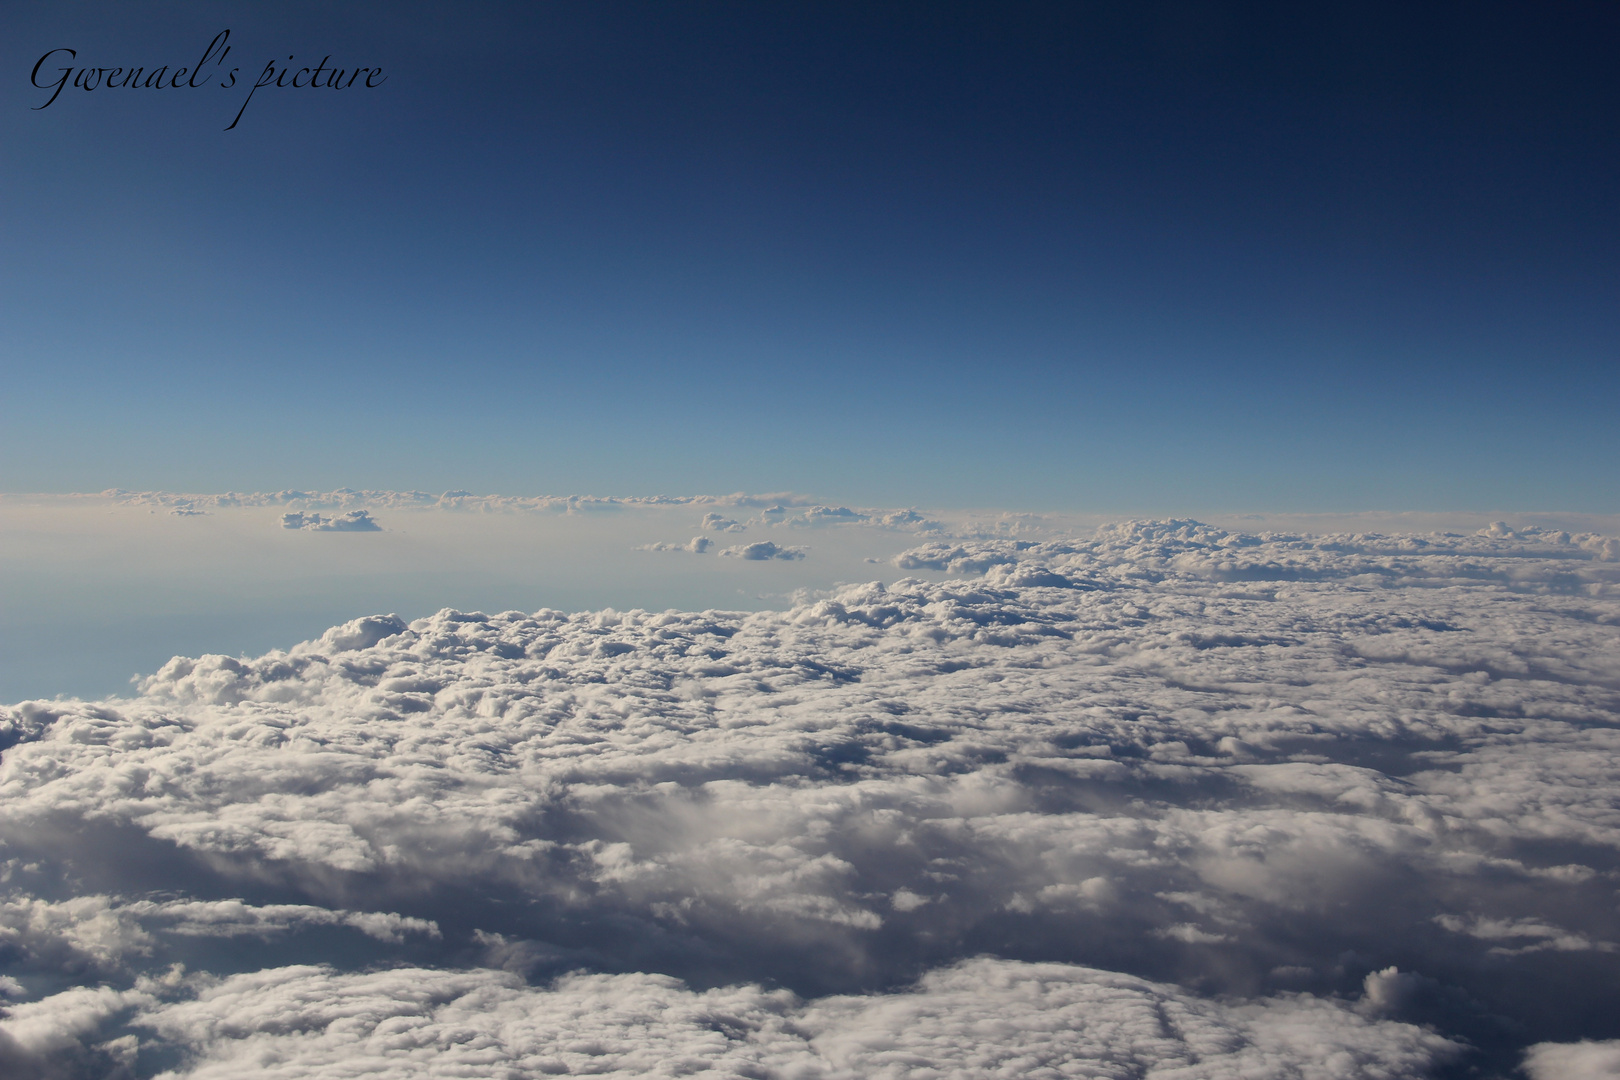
left=3, top=1, right=1617, bottom=511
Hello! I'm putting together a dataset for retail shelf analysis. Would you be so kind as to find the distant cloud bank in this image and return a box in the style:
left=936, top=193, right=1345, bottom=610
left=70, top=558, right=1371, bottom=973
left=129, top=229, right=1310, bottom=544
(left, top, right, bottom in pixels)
left=100, top=487, right=835, bottom=515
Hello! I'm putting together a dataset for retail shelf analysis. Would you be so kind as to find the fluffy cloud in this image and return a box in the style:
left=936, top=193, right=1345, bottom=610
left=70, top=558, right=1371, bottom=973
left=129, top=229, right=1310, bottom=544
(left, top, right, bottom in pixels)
left=0, top=984, right=150, bottom=1079
left=280, top=510, right=381, bottom=532
left=637, top=536, right=713, bottom=554
left=1, top=519, right=1618, bottom=1076
left=1522, top=1039, right=1620, bottom=1080
left=641, top=501, right=945, bottom=557
left=0, top=895, right=437, bottom=973
left=0, top=958, right=1455, bottom=1080
left=700, top=513, right=746, bottom=533
left=894, top=517, right=1620, bottom=584
left=719, top=540, right=807, bottom=560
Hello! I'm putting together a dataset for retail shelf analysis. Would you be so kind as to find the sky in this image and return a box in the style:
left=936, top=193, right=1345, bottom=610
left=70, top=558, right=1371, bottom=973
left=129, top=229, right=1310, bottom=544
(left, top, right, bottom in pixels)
left=3, top=0, right=1618, bottom=511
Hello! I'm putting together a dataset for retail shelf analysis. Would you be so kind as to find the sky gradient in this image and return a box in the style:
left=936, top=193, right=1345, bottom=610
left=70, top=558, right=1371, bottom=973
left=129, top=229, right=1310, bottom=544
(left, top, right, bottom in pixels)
left=3, top=1, right=1617, bottom=511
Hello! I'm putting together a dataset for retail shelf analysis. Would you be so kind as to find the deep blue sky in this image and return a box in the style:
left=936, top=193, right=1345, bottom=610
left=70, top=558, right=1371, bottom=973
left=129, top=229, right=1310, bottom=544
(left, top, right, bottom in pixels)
left=3, top=1, right=1617, bottom=511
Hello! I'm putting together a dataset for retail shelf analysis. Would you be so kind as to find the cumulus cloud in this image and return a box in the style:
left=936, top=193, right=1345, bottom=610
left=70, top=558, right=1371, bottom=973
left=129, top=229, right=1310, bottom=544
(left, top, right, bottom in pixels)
left=719, top=540, right=807, bottom=560
left=700, top=513, right=746, bottom=533
left=1522, top=1039, right=1620, bottom=1080
left=892, top=518, right=1620, bottom=588
left=0, top=984, right=150, bottom=1079
left=0, top=958, right=1456, bottom=1080
left=1434, top=914, right=1615, bottom=955
left=638, top=536, right=713, bottom=554
left=1, top=518, right=1618, bottom=1076
left=279, top=510, right=381, bottom=532
left=0, top=895, right=438, bottom=973
left=871, top=508, right=942, bottom=531
left=784, top=505, right=867, bottom=527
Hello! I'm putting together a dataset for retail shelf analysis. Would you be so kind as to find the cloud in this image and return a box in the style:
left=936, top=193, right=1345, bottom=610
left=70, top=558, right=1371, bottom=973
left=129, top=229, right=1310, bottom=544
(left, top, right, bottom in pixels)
left=773, top=505, right=945, bottom=532
left=783, top=505, right=867, bottom=527
left=1523, top=1039, right=1620, bottom=1080
left=279, top=510, right=381, bottom=532
left=1433, top=914, right=1615, bottom=955
left=719, top=540, right=807, bottom=560
left=101, top=488, right=829, bottom=515
left=0, top=988, right=149, bottom=1079
left=637, top=536, right=713, bottom=554
left=891, top=518, right=1620, bottom=589
left=89, top=488, right=952, bottom=532
left=892, top=541, right=1021, bottom=573
left=871, top=508, right=941, bottom=531
left=1, top=518, right=1618, bottom=1075
left=0, top=895, right=438, bottom=973
left=0, top=958, right=1457, bottom=1080
left=700, top=513, right=746, bottom=533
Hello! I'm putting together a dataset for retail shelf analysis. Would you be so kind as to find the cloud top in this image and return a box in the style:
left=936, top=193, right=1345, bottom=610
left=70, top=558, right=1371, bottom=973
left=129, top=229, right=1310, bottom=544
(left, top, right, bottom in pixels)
left=0, top=958, right=1457, bottom=1080
left=719, top=540, right=806, bottom=560
left=280, top=510, right=381, bottom=532
left=1, top=518, right=1617, bottom=1076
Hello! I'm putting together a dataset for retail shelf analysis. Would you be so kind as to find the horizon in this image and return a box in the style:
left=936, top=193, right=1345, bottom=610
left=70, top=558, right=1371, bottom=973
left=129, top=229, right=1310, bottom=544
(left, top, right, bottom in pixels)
left=4, top=487, right=1616, bottom=705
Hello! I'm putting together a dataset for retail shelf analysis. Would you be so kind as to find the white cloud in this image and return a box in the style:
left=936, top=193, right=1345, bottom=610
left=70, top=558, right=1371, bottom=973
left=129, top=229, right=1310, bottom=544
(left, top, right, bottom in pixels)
left=1433, top=914, right=1614, bottom=955
left=280, top=510, right=381, bottom=532
left=0, top=958, right=1430, bottom=1079
left=719, top=540, right=807, bottom=560
left=0, top=517, right=1617, bottom=1075
left=0, top=984, right=152, bottom=1079
left=0, top=894, right=438, bottom=973
left=700, top=513, right=746, bottom=533
left=1523, top=1039, right=1620, bottom=1080
left=638, top=536, right=713, bottom=554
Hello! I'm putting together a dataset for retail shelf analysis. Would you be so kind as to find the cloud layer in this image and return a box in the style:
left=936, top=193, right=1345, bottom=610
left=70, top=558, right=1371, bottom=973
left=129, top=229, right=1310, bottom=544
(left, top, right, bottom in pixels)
left=2, top=519, right=1617, bottom=1077
left=279, top=510, right=382, bottom=532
